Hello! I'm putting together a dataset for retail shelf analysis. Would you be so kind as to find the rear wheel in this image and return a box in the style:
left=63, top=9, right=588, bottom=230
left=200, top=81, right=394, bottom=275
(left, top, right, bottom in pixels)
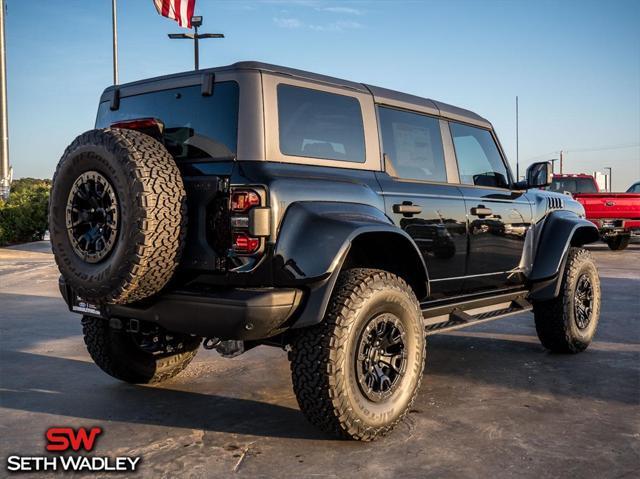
left=605, top=235, right=630, bottom=251
left=532, top=248, right=600, bottom=353
left=82, top=316, right=201, bottom=384
left=290, top=268, right=426, bottom=441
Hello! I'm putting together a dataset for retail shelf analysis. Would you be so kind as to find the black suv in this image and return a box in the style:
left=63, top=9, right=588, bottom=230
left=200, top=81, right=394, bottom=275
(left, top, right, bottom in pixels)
left=49, top=62, right=601, bottom=441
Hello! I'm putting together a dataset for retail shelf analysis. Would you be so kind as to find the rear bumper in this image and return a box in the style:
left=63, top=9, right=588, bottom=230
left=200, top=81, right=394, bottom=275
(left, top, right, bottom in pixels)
left=590, top=218, right=640, bottom=236
left=59, top=278, right=304, bottom=340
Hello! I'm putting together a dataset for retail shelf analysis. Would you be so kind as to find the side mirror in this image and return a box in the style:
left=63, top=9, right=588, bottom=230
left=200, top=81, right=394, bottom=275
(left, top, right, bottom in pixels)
left=526, top=161, right=553, bottom=188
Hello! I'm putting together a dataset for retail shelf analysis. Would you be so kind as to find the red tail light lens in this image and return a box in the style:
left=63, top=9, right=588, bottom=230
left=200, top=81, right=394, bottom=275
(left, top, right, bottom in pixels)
left=232, top=233, right=260, bottom=253
left=230, top=190, right=260, bottom=212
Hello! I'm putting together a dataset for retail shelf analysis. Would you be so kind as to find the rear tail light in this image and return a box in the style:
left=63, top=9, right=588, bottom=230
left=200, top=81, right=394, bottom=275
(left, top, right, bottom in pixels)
left=232, top=233, right=260, bottom=254
left=230, top=190, right=260, bottom=212
left=229, top=189, right=265, bottom=255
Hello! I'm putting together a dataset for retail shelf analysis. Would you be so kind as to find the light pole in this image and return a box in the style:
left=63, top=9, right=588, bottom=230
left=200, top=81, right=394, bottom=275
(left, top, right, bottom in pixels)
left=604, top=167, right=612, bottom=192
left=0, top=0, right=10, bottom=200
left=168, top=16, right=224, bottom=71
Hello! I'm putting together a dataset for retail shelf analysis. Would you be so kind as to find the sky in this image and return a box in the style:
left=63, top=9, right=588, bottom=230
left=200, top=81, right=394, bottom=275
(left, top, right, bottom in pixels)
left=5, top=0, right=640, bottom=190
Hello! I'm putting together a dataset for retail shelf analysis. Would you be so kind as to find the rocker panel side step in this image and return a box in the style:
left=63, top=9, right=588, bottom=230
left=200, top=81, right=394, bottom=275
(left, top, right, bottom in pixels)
left=422, top=291, right=532, bottom=335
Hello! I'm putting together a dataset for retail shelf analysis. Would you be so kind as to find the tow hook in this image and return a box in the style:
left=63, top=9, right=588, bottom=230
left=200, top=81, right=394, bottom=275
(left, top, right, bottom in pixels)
left=203, top=337, right=221, bottom=350
left=203, top=337, right=245, bottom=358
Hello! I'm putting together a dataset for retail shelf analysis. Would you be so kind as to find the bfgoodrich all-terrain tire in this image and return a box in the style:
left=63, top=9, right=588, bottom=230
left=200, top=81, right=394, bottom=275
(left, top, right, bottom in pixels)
left=605, top=235, right=630, bottom=251
left=533, top=247, right=601, bottom=353
left=49, top=128, right=187, bottom=304
left=290, top=268, right=426, bottom=441
left=82, top=316, right=200, bottom=384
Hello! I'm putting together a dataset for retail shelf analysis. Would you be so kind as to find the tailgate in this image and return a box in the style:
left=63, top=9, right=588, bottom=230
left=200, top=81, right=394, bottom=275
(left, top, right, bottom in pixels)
left=575, top=193, right=640, bottom=220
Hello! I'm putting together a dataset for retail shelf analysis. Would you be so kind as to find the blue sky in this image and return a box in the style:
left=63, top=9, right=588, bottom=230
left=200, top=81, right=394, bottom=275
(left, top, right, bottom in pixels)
left=5, top=0, right=640, bottom=190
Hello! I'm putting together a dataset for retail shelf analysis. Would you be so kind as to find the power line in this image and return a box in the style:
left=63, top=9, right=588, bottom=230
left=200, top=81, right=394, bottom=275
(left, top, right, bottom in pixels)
left=526, top=143, right=640, bottom=162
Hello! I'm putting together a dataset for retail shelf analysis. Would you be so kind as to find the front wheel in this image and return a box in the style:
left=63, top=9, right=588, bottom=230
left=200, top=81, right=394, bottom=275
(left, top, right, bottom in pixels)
left=82, top=316, right=201, bottom=384
left=290, top=269, right=426, bottom=441
left=532, top=248, right=601, bottom=353
left=605, top=235, right=630, bottom=251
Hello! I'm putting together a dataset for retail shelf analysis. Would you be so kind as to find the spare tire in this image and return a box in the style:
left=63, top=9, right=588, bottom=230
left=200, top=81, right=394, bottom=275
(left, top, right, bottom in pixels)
left=49, top=128, right=187, bottom=304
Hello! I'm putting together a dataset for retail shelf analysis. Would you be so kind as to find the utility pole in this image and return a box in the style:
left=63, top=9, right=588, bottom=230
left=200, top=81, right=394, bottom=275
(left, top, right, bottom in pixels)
left=168, top=16, right=224, bottom=71
left=515, top=96, right=519, bottom=180
left=0, top=0, right=10, bottom=200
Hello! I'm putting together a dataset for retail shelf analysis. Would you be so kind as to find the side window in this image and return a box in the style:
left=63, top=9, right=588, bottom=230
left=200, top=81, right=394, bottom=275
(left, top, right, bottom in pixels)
left=378, top=107, right=447, bottom=182
left=277, top=84, right=365, bottom=163
left=450, top=122, right=510, bottom=188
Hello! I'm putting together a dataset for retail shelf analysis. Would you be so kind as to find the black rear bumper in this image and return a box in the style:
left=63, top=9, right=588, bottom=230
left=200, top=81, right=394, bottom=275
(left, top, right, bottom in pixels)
left=59, top=278, right=303, bottom=340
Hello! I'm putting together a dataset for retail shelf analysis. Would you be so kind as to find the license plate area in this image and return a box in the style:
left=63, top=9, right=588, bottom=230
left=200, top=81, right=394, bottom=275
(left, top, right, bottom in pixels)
left=71, top=295, right=102, bottom=317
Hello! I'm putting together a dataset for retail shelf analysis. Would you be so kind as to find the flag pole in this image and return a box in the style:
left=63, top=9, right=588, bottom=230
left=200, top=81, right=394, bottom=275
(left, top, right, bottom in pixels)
left=111, top=0, right=119, bottom=85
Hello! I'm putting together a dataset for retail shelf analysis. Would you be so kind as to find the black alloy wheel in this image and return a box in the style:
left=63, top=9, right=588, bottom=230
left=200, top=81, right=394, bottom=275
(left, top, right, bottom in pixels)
left=574, top=273, right=594, bottom=330
left=356, top=313, right=407, bottom=402
left=66, top=171, right=119, bottom=263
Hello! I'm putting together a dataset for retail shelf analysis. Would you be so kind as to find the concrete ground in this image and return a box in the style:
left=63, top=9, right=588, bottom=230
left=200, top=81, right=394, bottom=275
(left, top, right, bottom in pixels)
left=1, top=241, right=638, bottom=478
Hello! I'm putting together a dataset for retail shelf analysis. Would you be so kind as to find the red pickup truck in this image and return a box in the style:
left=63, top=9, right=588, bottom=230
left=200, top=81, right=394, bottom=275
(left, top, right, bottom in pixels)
left=549, top=174, right=640, bottom=250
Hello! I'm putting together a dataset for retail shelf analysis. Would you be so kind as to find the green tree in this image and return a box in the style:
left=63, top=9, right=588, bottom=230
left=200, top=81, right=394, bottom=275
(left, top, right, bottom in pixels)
left=0, top=178, right=51, bottom=246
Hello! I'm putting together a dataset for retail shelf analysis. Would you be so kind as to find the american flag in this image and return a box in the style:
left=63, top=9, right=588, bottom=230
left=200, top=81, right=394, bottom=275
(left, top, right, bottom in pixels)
left=153, top=0, right=196, bottom=29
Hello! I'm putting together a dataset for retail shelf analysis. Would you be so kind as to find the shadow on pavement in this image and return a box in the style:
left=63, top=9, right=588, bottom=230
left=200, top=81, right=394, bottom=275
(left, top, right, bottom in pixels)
left=0, top=350, right=328, bottom=441
left=427, top=333, right=639, bottom=406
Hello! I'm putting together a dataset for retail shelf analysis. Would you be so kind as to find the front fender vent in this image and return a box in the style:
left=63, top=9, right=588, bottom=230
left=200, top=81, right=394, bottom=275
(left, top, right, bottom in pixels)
left=546, top=197, right=564, bottom=211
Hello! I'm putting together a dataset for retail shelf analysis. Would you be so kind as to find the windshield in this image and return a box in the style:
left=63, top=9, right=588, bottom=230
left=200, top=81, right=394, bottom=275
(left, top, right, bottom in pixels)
left=549, top=177, right=597, bottom=194
left=96, top=81, right=239, bottom=161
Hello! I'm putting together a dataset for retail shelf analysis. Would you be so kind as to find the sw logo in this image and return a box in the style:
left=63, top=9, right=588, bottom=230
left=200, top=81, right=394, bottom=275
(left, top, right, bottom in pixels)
left=46, top=427, right=103, bottom=452
left=5, top=426, right=141, bottom=473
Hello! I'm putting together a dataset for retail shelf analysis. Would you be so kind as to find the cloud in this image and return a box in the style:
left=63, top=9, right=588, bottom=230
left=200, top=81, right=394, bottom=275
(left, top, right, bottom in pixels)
left=273, top=17, right=363, bottom=31
left=317, top=6, right=362, bottom=15
left=273, top=17, right=304, bottom=29
left=308, top=20, right=363, bottom=31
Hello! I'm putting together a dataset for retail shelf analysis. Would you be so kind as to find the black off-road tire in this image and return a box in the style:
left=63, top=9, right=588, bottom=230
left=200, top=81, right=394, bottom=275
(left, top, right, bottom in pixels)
left=290, top=268, right=426, bottom=441
left=49, top=128, right=186, bottom=304
left=605, top=235, right=630, bottom=251
left=81, top=316, right=200, bottom=384
left=533, top=248, right=601, bottom=353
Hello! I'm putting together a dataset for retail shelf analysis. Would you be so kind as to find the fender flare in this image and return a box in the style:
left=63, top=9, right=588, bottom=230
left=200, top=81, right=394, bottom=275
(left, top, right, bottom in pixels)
left=528, top=210, right=599, bottom=300
left=272, top=201, right=429, bottom=328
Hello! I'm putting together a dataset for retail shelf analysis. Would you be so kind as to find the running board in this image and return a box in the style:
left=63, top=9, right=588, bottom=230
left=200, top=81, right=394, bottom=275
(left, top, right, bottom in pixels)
left=422, top=292, right=532, bottom=335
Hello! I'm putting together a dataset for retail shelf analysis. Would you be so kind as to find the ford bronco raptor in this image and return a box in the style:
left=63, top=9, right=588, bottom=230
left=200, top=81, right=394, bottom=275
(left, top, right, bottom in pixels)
left=49, top=62, right=601, bottom=441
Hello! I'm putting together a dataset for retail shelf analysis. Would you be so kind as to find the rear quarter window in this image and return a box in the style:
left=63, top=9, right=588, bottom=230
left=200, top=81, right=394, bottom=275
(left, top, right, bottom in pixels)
left=95, top=81, right=239, bottom=161
left=277, top=84, right=366, bottom=163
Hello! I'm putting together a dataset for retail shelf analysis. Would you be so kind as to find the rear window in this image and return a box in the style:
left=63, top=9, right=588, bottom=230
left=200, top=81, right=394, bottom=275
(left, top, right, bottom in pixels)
left=95, top=81, right=239, bottom=161
left=277, top=84, right=365, bottom=163
left=549, top=177, right=598, bottom=194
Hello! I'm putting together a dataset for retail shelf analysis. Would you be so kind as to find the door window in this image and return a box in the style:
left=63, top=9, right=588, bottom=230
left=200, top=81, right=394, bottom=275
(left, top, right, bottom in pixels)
left=450, top=122, right=510, bottom=188
left=379, top=107, right=447, bottom=182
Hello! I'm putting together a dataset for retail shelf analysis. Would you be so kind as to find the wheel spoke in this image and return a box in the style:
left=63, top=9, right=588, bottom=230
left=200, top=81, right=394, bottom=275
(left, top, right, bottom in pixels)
left=66, top=171, right=119, bottom=263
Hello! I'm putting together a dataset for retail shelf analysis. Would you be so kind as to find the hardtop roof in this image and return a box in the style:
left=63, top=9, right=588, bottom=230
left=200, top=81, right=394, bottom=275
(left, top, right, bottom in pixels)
left=101, top=60, right=491, bottom=128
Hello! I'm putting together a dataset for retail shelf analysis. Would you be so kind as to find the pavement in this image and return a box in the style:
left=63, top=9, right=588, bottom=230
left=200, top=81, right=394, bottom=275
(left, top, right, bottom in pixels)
left=0, top=241, right=638, bottom=478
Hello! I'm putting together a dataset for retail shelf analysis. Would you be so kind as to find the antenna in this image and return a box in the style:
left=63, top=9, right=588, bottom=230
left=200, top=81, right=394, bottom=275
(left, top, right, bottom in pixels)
left=515, top=96, right=519, bottom=180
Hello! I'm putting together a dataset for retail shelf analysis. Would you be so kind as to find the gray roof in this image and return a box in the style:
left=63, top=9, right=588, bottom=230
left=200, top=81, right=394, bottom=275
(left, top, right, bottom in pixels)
left=102, top=61, right=491, bottom=128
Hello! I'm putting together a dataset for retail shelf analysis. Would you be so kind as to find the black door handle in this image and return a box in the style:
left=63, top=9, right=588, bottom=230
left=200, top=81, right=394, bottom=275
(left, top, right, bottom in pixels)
left=393, top=203, right=422, bottom=215
left=470, top=205, right=493, bottom=217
